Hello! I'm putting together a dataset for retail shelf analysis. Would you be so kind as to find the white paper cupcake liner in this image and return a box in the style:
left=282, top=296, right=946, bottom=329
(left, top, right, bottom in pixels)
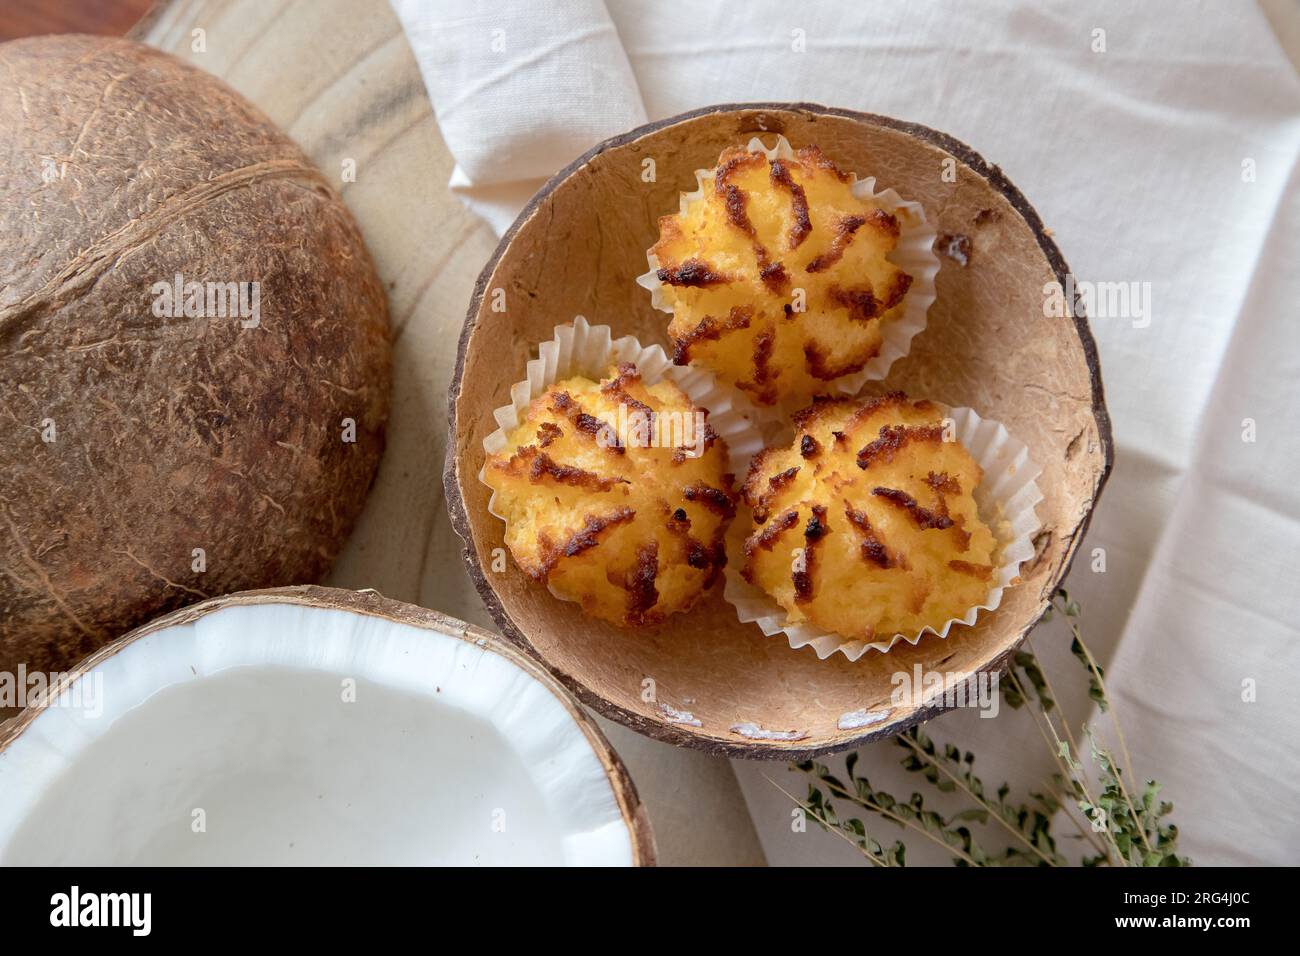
left=636, top=134, right=940, bottom=420
left=479, top=316, right=767, bottom=605
left=722, top=405, right=1043, bottom=660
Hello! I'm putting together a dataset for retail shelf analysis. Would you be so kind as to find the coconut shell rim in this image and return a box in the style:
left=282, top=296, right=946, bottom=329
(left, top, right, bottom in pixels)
left=444, top=101, right=1114, bottom=760
left=0, top=584, right=657, bottom=867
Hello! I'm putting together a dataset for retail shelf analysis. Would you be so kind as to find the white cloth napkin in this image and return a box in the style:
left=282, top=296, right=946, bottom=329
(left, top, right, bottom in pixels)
left=392, top=0, right=1300, bottom=864
left=391, top=0, right=646, bottom=234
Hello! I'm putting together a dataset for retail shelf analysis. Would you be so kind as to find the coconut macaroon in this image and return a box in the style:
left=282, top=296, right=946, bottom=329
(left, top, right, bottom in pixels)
left=740, top=393, right=997, bottom=642
left=483, top=363, right=737, bottom=627
left=649, top=142, right=914, bottom=408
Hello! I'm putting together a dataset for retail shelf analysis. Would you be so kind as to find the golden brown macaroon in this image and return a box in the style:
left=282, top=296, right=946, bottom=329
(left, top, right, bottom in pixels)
left=484, top=363, right=736, bottom=627
left=740, top=392, right=997, bottom=642
left=650, top=142, right=913, bottom=408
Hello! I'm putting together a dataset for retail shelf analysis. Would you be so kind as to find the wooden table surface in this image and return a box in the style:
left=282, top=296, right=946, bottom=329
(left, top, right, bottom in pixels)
left=0, top=0, right=151, bottom=40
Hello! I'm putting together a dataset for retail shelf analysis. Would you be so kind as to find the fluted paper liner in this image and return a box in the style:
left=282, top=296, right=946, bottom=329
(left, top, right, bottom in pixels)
left=636, top=134, right=941, bottom=420
left=723, top=405, right=1043, bottom=660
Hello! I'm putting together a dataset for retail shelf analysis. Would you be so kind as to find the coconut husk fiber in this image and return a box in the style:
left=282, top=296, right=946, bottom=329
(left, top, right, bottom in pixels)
left=0, top=35, right=390, bottom=704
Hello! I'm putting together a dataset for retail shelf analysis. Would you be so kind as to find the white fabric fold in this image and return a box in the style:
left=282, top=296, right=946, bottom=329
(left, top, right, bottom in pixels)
left=390, top=0, right=647, bottom=233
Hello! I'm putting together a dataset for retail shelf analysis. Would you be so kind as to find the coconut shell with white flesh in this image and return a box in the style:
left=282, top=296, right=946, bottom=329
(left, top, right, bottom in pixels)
left=446, top=104, right=1113, bottom=759
left=0, top=586, right=655, bottom=866
left=0, top=35, right=390, bottom=700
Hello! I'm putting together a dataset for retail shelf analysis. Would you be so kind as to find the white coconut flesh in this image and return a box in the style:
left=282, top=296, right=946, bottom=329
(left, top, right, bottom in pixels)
left=0, top=602, right=636, bottom=865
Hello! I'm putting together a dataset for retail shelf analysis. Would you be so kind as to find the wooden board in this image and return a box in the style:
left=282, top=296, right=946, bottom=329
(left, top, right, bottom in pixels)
left=130, top=0, right=764, bottom=866
left=0, top=0, right=150, bottom=41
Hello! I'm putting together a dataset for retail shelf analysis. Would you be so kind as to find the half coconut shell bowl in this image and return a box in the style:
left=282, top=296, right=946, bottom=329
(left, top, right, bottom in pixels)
left=0, top=586, right=655, bottom=866
left=446, top=104, right=1112, bottom=759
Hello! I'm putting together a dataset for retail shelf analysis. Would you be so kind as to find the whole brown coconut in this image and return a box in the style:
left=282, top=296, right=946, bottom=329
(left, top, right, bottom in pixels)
left=0, top=35, right=391, bottom=702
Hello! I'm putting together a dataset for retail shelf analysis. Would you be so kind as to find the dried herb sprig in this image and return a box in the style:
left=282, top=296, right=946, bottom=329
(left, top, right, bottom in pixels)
left=787, top=588, right=1190, bottom=866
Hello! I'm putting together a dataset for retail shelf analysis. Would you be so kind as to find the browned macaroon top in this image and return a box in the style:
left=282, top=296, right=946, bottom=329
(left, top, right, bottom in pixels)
left=650, top=142, right=914, bottom=406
